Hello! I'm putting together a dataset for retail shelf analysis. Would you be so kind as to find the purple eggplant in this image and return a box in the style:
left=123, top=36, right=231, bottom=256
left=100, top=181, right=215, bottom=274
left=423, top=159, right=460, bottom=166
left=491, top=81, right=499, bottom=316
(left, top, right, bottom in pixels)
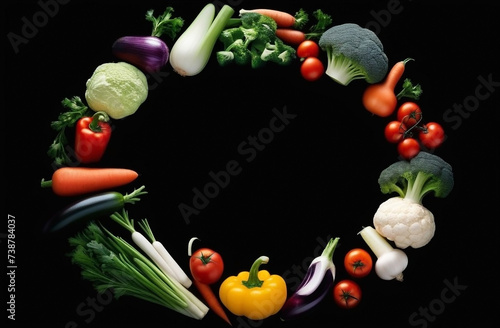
left=280, top=237, right=340, bottom=321
left=112, top=7, right=184, bottom=73
left=112, top=36, right=169, bottom=73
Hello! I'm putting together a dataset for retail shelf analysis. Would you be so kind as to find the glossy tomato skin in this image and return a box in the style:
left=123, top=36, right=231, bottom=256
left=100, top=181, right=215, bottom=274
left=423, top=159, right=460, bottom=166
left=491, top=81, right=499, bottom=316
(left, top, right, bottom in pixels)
left=296, top=40, right=320, bottom=58
left=419, top=122, right=445, bottom=149
left=189, top=248, right=224, bottom=285
left=384, top=121, right=407, bottom=143
left=397, top=102, right=422, bottom=128
left=300, top=57, right=324, bottom=81
left=397, top=137, right=420, bottom=160
left=344, top=248, right=373, bottom=278
left=333, top=280, right=362, bottom=309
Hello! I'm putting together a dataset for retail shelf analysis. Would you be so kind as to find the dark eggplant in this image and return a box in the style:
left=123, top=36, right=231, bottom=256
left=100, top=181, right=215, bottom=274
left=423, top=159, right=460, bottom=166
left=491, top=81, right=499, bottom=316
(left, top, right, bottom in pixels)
left=112, top=36, right=169, bottom=73
left=43, top=186, right=146, bottom=233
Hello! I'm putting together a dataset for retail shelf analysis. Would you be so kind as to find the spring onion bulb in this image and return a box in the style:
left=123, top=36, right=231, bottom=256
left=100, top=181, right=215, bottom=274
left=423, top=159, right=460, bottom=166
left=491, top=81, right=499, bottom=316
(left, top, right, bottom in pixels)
left=169, top=4, right=234, bottom=76
left=138, top=219, right=192, bottom=288
left=280, top=237, right=340, bottom=320
left=359, top=226, right=408, bottom=281
left=110, top=210, right=191, bottom=288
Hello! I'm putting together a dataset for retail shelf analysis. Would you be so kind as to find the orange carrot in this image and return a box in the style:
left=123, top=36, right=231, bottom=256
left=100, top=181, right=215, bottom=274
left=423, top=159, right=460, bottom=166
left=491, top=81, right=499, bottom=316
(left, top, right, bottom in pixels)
left=275, top=28, right=306, bottom=46
left=41, top=167, right=139, bottom=196
left=193, top=279, right=232, bottom=325
left=239, top=8, right=295, bottom=28
left=362, top=58, right=414, bottom=117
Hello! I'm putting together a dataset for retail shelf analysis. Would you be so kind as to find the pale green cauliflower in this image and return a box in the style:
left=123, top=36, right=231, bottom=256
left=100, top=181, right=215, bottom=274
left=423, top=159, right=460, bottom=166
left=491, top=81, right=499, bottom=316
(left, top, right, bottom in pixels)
left=85, top=62, right=148, bottom=119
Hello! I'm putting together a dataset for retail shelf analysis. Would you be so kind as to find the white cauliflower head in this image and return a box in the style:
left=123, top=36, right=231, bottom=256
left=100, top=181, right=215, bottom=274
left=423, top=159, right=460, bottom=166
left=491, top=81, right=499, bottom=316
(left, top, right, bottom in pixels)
left=373, top=197, right=435, bottom=249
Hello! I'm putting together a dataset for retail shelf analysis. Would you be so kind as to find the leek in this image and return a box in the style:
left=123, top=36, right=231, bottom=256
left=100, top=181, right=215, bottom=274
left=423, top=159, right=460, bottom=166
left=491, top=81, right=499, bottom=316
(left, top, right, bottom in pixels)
left=169, top=3, right=234, bottom=76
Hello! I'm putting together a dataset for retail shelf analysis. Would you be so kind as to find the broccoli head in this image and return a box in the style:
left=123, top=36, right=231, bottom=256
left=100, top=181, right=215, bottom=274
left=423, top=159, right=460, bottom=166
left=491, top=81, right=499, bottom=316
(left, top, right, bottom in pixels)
left=318, top=23, right=388, bottom=86
left=378, top=151, right=454, bottom=204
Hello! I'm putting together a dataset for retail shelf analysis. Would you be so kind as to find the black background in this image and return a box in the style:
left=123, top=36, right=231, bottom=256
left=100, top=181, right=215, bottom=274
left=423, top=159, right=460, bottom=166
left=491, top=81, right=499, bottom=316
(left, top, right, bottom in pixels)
left=4, top=0, right=499, bottom=327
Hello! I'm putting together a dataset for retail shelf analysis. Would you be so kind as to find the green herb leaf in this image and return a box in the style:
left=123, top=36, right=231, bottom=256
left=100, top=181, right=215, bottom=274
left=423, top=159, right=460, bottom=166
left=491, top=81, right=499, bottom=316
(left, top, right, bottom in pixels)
left=146, top=7, right=184, bottom=39
left=47, top=96, right=92, bottom=166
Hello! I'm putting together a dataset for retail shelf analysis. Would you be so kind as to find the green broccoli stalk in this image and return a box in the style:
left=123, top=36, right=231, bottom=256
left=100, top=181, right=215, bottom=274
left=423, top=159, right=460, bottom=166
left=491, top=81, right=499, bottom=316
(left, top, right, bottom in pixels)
left=318, top=23, right=388, bottom=86
left=373, top=151, right=454, bottom=249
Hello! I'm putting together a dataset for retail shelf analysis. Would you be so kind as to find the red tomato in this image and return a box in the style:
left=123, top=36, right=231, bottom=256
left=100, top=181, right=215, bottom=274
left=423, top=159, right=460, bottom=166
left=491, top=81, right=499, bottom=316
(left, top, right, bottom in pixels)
left=384, top=120, right=407, bottom=143
left=333, top=280, right=362, bottom=309
left=397, top=102, right=422, bottom=128
left=397, top=137, right=420, bottom=160
left=300, top=57, right=324, bottom=81
left=344, top=248, right=373, bottom=278
left=189, top=248, right=224, bottom=285
left=296, top=40, right=320, bottom=58
left=419, top=122, right=445, bottom=149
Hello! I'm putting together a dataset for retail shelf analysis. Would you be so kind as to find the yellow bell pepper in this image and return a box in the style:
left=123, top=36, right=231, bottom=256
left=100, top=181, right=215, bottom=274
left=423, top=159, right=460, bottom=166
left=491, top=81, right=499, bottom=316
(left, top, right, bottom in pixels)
left=219, top=256, right=287, bottom=320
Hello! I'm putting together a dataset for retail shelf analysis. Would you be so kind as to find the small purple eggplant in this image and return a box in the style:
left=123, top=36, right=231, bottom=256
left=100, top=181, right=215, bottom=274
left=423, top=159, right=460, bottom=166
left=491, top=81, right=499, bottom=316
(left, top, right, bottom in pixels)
left=112, top=36, right=169, bottom=73
left=280, top=237, right=340, bottom=321
left=112, top=7, right=184, bottom=73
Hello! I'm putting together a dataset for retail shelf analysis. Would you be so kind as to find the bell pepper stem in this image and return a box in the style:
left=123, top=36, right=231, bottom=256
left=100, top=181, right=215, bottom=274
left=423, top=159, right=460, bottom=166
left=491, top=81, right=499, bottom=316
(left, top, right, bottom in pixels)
left=242, top=256, right=269, bottom=289
left=88, top=111, right=110, bottom=132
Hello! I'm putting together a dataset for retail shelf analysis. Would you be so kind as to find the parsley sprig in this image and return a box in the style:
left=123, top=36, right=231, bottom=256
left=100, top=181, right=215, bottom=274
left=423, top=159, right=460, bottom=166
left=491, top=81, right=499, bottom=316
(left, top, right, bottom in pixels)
left=47, top=96, right=92, bottom=166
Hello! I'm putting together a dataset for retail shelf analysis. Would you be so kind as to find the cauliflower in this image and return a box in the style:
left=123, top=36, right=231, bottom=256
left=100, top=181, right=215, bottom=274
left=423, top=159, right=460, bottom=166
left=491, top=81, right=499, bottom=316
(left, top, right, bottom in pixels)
left=85, top=62, right=148, bottom=119
left=373, top=152, right=454, bottom=249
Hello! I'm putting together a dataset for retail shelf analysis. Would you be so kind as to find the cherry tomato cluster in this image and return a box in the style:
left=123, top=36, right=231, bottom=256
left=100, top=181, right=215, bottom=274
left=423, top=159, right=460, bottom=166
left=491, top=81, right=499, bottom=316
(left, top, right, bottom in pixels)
left=296, top=40, right=325, bottom=82
left=384, top=101, right=445, bottom=159
left=332, top=248, right=373, bottom=309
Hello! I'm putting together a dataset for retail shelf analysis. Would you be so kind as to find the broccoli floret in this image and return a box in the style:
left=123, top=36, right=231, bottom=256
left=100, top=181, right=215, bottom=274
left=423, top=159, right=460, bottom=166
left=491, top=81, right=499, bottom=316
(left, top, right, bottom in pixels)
left=378, top=151, right=454, bottom=204
left=216, top=12, right=295, bottom=68
left=216, top=38, right=251, bottom=66
left=260, top=39, right=296, bottom=66
left=318, top=23, right=388, bottom=86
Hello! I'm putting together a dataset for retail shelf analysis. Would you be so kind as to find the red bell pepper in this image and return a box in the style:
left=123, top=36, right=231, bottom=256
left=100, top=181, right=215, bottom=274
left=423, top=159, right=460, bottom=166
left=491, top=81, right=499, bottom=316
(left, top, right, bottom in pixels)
left=74, top=111, right=111, bottom=163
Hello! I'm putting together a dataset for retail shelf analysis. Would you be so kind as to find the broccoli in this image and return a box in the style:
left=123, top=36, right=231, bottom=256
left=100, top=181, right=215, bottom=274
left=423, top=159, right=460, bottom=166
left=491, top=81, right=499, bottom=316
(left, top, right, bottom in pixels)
left=260, top=39, right=297, bottom=66
left=318, top=23, right=388, bottom=86
left=216, top=12, right=296, bottom=68
left=373, top=151, right=454, bottom=249
left=378, top=151, right=454, bottom=203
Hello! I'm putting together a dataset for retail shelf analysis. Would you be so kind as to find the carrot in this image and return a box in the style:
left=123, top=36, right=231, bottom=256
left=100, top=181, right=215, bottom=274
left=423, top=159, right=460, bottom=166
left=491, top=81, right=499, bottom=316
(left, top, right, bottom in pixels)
left=362, top=58, right=414, bottom=117
left=275, top=28, right=306, bottom=46
left=41, top=167, right=139, bottom=196
left=193, top=279, right=232, bottom=325
left=239, top=8, right=295, bottom=28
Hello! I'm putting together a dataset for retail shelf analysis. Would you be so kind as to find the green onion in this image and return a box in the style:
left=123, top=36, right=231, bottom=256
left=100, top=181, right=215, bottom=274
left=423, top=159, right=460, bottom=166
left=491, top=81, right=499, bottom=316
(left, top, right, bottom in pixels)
left=68, top=221, right=209, bottom=319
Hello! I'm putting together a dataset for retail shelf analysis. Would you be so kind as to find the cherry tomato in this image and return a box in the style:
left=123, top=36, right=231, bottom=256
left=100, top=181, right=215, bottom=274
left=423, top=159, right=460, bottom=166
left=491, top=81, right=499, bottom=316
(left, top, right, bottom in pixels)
left=296, top=40, right=320, bottom=59
left=419, top=122, right=445, bottom=149
left=384, top=120, right=407, bottom=143
left=300, top=57, right=324, bottom=82
left=397, top=102, right=422, bottom=128
left=397, top=137, right=420, bottom=160
left=333, top=279, right=362, bottom=309
left=344, top=248, right=373, bottom=278
left=189, top=248, right=224, bottom=285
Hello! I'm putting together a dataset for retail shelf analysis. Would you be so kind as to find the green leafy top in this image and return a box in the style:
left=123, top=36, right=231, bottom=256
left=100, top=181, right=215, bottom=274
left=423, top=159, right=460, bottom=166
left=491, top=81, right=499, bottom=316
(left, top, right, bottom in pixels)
left=146, top=7, right=184, bottom=39
left=47, top=96, right=92, bottom=167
